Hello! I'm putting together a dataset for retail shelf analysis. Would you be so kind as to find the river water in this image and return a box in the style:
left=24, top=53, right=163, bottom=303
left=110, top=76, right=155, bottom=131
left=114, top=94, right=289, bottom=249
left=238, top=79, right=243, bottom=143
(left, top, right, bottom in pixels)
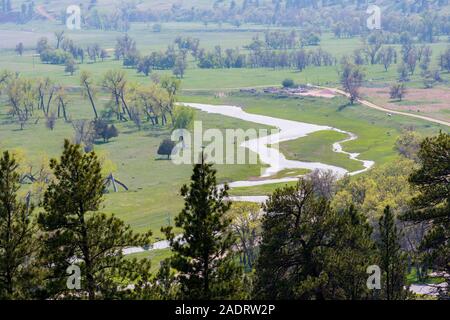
left=124, top=102, right=375, bottom=254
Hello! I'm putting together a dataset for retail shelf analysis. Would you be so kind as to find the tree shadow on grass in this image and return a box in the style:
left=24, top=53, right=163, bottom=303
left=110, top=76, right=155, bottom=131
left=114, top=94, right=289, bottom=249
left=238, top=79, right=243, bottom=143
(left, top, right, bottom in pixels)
left=337, top=103, right=352, bottom=112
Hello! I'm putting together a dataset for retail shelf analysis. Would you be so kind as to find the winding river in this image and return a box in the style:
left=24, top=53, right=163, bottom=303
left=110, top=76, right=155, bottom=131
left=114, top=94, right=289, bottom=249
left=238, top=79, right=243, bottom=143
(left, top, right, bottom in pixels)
left=181, top=102, right=374, bottom=202
left=123, top=102, right=375, bottom=254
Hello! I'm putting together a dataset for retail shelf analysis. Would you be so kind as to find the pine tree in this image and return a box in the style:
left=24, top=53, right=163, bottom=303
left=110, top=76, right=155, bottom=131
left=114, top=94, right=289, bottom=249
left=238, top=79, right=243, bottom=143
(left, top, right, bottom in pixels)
left=0, top=151, right=37, bottom=299
left=162, top=152, right=245, bottom=299
left=378, top=206, right=408, bottom=300
left=254, top=180, right=376, bottom=300
left=326, top=205, right=376, bottom=300
left=401, top=132, right=450, bottom=298
left=38, top=140, right=152, bottom=299
left=254, top=179, right=334, bottom=300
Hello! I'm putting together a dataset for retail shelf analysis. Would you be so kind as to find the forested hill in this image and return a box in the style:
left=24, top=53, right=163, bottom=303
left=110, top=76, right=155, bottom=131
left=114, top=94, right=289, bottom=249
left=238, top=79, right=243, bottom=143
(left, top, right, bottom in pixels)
left=1, top=0, right=450, bottom=38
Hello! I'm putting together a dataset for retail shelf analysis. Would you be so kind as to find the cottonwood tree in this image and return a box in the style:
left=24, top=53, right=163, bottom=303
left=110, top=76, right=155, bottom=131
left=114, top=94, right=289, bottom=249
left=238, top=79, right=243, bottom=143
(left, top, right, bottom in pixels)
left=6, top=77, right=36, bottom=129
left=395, top=130, right=422, bottom=161
left=80, top=71, right=98, bottom=119
left=162, top=153, right=246, bottom=299
left=55, top=87, right=69, bottom=122
left=35, top=77, right=55, bottom=116
left=15, top=43, right=24, bottom=56
left=38, top=140, right=152, bottom=300
left=364, top=32, right=383, bottom=65
left=102, top=70, right=131, bottom=121
left=401, top=132, right=450, bottom=298
left=130, top=84, right=168, bottom=126
left=229, top=203, right=261, bottom=272
left=397, top=63, right=410, bottom=82
left=173, top=54, right=187, bottom=79
left=72, top=120, right=96, bottom=151
left=54, top=31, right=65, bottom=49
left=172, top=105, right=194, bottom=129
left=114, top=34, right=136, bottom=60
left=377, top=47, right=396, bottom=71
left=0, top=151, right=37, bottom=299
left=439, top=48, right=450, bottom=72
left=340, top=62, right=365, bottom=104
left=64, top=59, right=76, bottom=76
left=390, top=83, right=407, bottom=101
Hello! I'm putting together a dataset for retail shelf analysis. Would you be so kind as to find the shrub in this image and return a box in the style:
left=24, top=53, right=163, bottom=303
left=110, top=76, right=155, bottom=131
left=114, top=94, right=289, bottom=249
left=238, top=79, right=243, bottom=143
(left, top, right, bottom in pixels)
left=282, top=78, right=295, bottom=88
left=157, top=139, right=176, bottom=159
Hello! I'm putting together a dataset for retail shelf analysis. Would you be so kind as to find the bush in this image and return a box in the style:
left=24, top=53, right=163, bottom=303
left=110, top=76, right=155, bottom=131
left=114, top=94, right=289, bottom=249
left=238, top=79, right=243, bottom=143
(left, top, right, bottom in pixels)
left=282, top=78, right=295, bottom=88
left=93, top=119, right=119, bottom=142
left=152, top=24, right=162, bottom=33
left=157, top=139, right=176, bottom=159
left=173, top=106, right=194, bottom=129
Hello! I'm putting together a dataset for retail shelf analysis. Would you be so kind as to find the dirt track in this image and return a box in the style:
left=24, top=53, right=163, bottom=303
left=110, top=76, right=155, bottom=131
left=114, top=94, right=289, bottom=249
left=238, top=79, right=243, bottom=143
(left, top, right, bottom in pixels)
left=316, top=86, right=450, bottom=127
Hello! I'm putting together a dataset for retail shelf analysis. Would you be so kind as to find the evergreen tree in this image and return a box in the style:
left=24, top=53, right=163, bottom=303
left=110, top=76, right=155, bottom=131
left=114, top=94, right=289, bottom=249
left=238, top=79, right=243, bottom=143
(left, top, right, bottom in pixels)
left=163, top=152, right=245, bottom=299
left=378, top=206, right=408, bottom=300
left=254, top=180, right=376, bottom=300
left=254, top=179, right=334, bottom=300
left=326, top=205, right=376, bottom=300
left=38, top=140, right=152, bottom=299
left=0, top=151, right=37, bottom=299
left=401, top=132, right=450, bottom=298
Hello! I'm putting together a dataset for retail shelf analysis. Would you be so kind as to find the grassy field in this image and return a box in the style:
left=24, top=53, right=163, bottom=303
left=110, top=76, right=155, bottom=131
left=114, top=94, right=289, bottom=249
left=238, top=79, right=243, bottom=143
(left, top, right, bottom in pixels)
left=277, top=130, right=365, bottom=172
left=125, top=248, right=173, bottom=273
left=0, top=91, right=270, bottom=238
left=229, top=181, right=298, bottom=197
left=0, top=19, right=448, bottom=241
left=181, top=93, right=448, bottom=168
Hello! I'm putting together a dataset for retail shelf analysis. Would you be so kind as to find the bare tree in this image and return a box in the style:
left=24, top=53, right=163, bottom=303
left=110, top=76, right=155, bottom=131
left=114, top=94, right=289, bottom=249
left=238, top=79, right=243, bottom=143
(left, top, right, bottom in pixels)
left=80, top=71, right=98, bottom=119
left=72, top=120, right=96, bottom=151
left=55, top=87, right=69, bottom=122
left=54, top=30, right=65, bottom=49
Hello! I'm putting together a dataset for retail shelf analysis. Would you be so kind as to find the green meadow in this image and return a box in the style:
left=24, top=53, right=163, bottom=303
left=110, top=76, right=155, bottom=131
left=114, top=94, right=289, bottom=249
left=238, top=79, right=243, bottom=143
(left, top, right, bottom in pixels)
left=0, top=19, right=448, bottom=244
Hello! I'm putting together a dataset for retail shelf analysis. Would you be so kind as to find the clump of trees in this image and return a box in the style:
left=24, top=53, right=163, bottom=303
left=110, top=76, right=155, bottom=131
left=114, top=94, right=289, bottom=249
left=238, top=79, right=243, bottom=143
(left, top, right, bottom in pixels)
left=0, top=72, right=73, bottom=130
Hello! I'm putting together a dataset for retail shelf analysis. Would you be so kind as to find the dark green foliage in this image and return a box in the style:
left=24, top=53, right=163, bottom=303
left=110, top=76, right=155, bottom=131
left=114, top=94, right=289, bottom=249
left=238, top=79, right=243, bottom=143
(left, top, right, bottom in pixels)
left=0, top=151, right=37, bottom=299
left=282, top=78, right=295, bottom=88
left=163, top=154, right=245, bottom=299
left=378, top=206, right=409, bottom=300
left=157, top=139, right=176, bottom=160
left=93, top=119, right=119, bottom=142
left=401, top=132, right=450, bottom=298
left=38, top=140, right=152, bottom=299
left=254, top=179, right=376, bottom=300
